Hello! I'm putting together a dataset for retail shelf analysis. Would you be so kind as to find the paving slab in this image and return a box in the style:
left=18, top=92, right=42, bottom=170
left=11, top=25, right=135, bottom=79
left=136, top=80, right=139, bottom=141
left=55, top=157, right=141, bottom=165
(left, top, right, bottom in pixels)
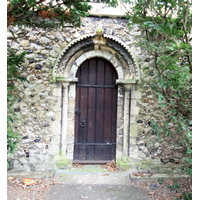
left=44, top=184, right=151, bottom=200
left=44, top=171, right=151, bottom=200
left=54, top=171, right=130, bottom=185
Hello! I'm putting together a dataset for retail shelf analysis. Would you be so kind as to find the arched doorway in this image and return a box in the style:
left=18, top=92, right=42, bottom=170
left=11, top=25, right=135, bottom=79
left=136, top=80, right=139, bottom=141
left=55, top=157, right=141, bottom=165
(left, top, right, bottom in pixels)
left=73, top=57, right=118, bottom=163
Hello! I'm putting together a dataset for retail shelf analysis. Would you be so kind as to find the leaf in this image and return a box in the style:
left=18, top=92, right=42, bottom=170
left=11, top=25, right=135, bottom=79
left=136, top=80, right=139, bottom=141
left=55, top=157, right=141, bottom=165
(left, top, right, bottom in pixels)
left=148, top=192, right=154, bottom=195
left=80, top=195, right=88, bottom=199
left=169, top=179, right=173, bottom=186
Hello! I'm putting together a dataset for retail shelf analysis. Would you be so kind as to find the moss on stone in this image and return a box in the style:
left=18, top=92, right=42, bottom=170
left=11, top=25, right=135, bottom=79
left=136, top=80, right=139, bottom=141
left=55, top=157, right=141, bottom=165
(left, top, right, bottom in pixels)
left=122, top=156, right=129, bottom=163
left=96, top=28, right=104, bottom=35
left=132, top=159, right=143, bottom=167
left=118, top=161, right=130, bottom=171
left=138, top=165, right=149, bottom=172
left=150, top=165, right=160, bottom=173
left=160, top=168, right=172, bottom=174
left=142, top=159, right=153, bottom=166
left=56, top=159, right=68, bottom=169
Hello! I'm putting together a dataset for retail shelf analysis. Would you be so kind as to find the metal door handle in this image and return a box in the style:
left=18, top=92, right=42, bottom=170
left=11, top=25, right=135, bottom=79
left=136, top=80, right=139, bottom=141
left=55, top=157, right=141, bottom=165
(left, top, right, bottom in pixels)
left=80, top=120, right=86, bottom=128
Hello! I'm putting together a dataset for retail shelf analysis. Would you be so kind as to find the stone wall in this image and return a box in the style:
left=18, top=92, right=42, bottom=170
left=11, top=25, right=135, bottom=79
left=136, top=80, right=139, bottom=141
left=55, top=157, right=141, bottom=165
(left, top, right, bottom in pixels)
left=7, top=16, right=186, bottom=173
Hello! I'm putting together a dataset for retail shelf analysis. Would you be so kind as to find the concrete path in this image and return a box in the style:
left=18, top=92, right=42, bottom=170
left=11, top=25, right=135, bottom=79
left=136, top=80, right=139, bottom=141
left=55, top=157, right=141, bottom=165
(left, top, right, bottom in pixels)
left=44, top=170, right=151, bottom=200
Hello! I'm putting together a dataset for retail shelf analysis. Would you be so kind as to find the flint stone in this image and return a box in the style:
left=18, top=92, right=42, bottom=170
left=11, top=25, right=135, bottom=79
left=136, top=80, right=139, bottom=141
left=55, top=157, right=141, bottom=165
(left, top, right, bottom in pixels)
left=36, top=143, right=45, bottom=149
left=31, top=43, right=41, bottom=51
left=155, top=142, right=160, bottom=148
left=7, top=32, right=14, bottom=38
left=49, top=49, right=58, bottom=58
left=19, top=157, right=28, bottom=164
left=47, top=112, right=55, bottom=117
left=55, top=32, right=63, bottom=40
left=21, top=40, right=29, bottom=47
left=29, top=157, right=38, bottom=163
left=26, top=53, right=35, bottom=59
left=52, top=44, right=61, bottom=54
left=40, top=37, right=51, bottom=44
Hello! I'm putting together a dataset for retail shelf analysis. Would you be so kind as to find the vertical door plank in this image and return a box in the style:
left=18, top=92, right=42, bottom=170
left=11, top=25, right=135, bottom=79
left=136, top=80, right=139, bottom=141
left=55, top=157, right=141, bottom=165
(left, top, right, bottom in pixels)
left=86, top=58, right=96, bottom=161
left=95, top=58, right=105, bottom=160
left=78, top=60, right=89, bottom=160
left=74, top=58, right=118, bottom=163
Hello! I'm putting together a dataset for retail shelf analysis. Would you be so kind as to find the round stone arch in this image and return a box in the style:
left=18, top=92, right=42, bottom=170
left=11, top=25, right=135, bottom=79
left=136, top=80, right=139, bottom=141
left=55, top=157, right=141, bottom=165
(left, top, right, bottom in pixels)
left=50, top=32, right=140, bottom=83
left=51, top=32, right=141, bottom=167
left=68, top=50, right=124, bottom=80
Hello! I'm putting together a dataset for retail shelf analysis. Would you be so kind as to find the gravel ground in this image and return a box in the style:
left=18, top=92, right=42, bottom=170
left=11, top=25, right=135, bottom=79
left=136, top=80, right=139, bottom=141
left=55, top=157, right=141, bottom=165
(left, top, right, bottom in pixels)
left=7, top=176, right=192, bottom=200
left=7, top=174, right=60, bottom=200
left=132, top=177, right=192, bottom=200
left=7, top=165, right=192, bottom=200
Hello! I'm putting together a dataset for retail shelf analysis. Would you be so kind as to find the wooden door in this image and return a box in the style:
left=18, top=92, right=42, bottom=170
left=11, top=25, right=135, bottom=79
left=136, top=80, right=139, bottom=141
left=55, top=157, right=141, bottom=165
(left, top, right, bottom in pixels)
left=73, top=57, right=118, bottom=163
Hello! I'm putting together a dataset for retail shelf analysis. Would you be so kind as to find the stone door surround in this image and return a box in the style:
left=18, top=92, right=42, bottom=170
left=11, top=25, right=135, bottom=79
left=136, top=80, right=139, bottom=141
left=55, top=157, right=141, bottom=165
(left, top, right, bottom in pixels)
left=51, top=30, right=141, bottom=163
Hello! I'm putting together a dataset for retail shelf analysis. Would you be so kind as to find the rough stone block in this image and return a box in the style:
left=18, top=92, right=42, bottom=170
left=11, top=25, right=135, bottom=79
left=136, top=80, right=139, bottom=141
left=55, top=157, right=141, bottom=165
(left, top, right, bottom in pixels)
left=67, top=144, right=74, bottom=153
left=49, top=144, right=59, bottom=156
left=75, top=54, right=87, bottom=66
left=13, top=160, right=24, bottom=171
left=138, top=165, right=149, bottom=173
left=115, top=66, right=123, bottom=79
left=132, top=91, right=142, bottom=99
left=23, top=164, right=31, bottom=172
left=47, top=162, right=57, bottom=171
left=29, top=157, right=38, bottom=164
left=49, top=49, right=58, bottom=58
left=56, top=159, right=68, bottom=169
left=35, top=164, right=46, bottom=172
left=142, top=159, right=153, bottom=166
left=150, top=165, right=160, bottom=173
left=53, top=43, right=61, bottom=54
left=131, top=106, right=139, bottom=115
left=116, top=160, right=130, bottom=171
left=69, top=84, right=76, bottom=98
left=74, top=49, right=84, bottom=59
left=46, top=112, right=56, bottom=118
left=121, top=156, right=128, bottom=163
left=130, top=124, right=138, bottom=137
left=159, top=168, right=172, bottom=174
left=101, top=51, right=112, bottom=61
left=67, top=126, right=74, bottom=135
left=55, top=32, right=63, bottom=40
left=137, top=151, right=146, bottom=159
left=70, top=63, right=78, bottom=77
left=19, top=158, right=28, bottom=164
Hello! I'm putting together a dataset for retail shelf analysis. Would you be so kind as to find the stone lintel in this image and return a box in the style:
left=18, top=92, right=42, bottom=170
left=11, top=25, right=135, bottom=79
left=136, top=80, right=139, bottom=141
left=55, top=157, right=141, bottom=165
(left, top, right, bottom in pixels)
left=56, top=77, right=78, bottom=83
left=116, top=79, right=136, bottom=84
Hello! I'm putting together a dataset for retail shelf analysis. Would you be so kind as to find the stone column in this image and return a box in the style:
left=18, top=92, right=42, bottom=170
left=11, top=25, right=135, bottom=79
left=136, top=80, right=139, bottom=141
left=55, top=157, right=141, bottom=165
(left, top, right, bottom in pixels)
left=123, top=84, right=132, bottom=159
left=60, top=83, right=69, bottom=157
left=66, top=83, right=76, bottom=160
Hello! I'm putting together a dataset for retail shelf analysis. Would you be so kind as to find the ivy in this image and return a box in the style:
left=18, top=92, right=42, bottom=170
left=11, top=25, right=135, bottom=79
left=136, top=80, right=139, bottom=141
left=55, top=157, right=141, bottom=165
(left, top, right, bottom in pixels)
left=125, top=0, right=192, bottom=175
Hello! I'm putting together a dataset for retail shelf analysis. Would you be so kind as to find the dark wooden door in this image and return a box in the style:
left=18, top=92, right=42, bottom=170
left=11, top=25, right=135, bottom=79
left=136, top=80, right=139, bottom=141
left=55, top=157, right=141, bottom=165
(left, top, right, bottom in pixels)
left=73, top=57, right=118, bottom=163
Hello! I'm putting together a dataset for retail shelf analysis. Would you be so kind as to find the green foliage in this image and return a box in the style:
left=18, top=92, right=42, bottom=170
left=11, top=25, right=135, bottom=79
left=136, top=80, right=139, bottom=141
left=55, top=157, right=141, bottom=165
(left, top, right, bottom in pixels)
left=181, top=192, right=192, bottom=200
left=7, top=49, right=27, bottom=160
left=7, top=0, right=92, bottom=28
left=158, top=178, right=163, bottom=184
left=125, top=0, right=192, bottom=175
left=167, top=180, right=180, bottom=193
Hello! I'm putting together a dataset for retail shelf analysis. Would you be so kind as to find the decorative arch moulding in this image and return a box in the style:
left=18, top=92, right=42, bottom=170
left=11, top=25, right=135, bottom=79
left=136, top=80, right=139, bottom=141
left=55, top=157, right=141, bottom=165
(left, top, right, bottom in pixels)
left=50, top=30, right=141, bottom=84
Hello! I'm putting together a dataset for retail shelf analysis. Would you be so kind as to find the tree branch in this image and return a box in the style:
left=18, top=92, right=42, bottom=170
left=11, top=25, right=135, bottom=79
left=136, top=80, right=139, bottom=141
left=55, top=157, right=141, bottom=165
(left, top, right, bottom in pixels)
left=184, top=0, right=190, bottom=27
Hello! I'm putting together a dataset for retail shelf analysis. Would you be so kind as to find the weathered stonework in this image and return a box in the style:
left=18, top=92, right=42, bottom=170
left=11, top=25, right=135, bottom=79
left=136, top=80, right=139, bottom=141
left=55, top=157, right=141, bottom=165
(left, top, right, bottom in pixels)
left=7, top=16, right=186, bottom=174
